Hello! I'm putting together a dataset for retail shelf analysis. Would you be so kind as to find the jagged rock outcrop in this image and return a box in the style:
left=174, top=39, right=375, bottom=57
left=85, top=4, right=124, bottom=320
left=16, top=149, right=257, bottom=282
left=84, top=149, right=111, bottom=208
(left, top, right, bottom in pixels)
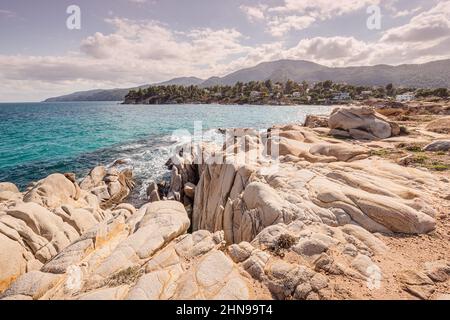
left=189, top=125, right=436, bottom=245
left=304, top=115, right=329, bottom=128
left=1, top=111, right=447, bottom=300
left=1, top=199, right=268, bottom=300
left=329, top=106, right=401, bottom=140
left=0, top=168, right=135, bottom=292
left=80, top=166, right=135, bottom=208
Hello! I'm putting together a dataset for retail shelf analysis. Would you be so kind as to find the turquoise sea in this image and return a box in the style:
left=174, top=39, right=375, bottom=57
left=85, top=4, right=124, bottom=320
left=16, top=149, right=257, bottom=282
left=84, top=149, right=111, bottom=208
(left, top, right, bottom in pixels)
left=0, top=102, right=332, bottom=201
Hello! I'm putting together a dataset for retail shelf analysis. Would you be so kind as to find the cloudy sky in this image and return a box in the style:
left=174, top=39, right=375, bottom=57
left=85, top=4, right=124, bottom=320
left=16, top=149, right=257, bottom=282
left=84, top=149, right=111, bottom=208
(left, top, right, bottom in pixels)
left=0, top=0, right=449, bottom=101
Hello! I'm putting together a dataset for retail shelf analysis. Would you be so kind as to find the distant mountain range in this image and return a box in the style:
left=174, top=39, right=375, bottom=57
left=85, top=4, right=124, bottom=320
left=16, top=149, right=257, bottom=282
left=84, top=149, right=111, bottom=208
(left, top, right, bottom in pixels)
left=44, top=59, right=450, bottom=102
left=43, top=77, right=204, bottom=102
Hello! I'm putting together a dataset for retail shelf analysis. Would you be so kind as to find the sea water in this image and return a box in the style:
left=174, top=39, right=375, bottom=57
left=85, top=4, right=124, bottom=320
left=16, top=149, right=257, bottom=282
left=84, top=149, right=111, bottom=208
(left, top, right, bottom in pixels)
left=0, top=102, right=332, bottom=202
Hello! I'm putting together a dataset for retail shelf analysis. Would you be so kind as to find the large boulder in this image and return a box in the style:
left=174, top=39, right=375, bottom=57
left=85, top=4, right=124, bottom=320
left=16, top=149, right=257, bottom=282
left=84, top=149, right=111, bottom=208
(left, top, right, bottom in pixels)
left=80, top=166, right=134, bottom=208
left=0, top=234, right=29, bottom=293
left=5, top=202, right=80, bottom=261
left=91, top=201, right=190, bottom=280
left=23, top=174, right=79, bottom=209
left=79, top=166, right=107, bottom=190
left=329, top=106, right=400, bottom=140
left=0, top=271, right=61, bottom=300
left=304, top=115, right=329, bottom=128
left=0, top=182, right=20, bottom=194
left=171, top=250, right=253, bottom=300
left=425, top=116, right=450, bottom=134
left=423, top=140, right=450, bottom=152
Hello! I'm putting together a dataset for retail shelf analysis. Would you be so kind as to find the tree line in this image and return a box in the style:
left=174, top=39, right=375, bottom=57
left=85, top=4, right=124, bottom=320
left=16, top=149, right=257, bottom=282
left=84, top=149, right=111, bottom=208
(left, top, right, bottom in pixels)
left=123, top=80, right=449, bottom=105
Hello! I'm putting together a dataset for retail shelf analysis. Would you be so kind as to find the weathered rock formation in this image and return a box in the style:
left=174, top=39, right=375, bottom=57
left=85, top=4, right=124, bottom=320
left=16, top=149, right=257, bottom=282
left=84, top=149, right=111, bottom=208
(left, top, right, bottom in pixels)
left=1, top=199, right=266, bottom=300
left=80, top=166, right=135, bottom=208
left=426, top=116, right=450, bottom=134
left=329, top=106, right=401, bottom=140
left=189, top=125, right=436, bottom=245
left=1, top=107, right=448, bottom=300
left=424, top=140, right=450, bottom=152
left=0, top=166, right=134, bottom=292
left=304, top=115, right=329, bottom=128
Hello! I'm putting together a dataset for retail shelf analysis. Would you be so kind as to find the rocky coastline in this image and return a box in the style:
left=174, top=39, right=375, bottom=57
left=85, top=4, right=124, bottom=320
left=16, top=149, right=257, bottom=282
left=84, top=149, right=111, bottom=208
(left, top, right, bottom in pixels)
left=0, top=102, right=449, bottom=300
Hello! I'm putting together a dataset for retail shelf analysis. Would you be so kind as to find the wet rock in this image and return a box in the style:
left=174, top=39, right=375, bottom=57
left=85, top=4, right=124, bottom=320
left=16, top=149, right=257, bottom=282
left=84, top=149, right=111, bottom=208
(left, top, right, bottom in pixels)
left=146, top=182, right=160, bottom=202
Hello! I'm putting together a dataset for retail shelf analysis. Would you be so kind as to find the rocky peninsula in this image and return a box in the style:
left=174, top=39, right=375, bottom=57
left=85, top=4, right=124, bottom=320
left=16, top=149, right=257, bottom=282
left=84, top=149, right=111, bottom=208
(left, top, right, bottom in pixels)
left=0, top=102, right=449, bottom=300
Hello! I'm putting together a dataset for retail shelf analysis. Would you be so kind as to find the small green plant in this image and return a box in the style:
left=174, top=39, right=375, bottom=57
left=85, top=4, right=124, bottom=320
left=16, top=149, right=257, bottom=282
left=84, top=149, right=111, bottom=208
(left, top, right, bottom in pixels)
left=277, top=234, right=297, bottom=249
left=405, top=145, right=423, bottom=152
left=411, top=154, right=428, bottom=164
left=397, top=143, right=424, bottom=152
left=427, top=162, right=449, bottom=171
left=106, top=266, right=144, bottom=287
left=399, top=126, right=410, bottom=135
left=370, top=149, right=390, bottom=157
left=268, top=234, right=298, bottom=258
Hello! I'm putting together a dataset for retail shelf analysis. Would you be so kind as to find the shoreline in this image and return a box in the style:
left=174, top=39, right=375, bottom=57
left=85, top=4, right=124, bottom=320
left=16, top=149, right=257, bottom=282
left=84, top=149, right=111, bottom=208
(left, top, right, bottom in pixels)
left=0, top=103, right=334, bottom=195
left=0, top=101, right=449, bottom=300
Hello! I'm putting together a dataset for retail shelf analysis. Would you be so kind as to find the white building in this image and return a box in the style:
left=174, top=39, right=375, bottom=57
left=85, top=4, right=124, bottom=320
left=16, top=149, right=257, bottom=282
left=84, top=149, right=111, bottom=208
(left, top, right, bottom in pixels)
left=332, top=92, right=351, bottom=101
left=396, top=92, right=415, bottom=102
left=292, top=92, right=301, bottom=98
left=250, top=91, right=261, bottom=98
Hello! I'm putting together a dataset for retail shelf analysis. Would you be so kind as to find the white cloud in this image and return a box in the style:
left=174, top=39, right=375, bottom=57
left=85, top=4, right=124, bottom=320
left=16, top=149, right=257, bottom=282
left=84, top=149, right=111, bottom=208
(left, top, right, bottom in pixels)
left=1, top=1, right=450, bottom=101
left=0, top=18, right=259, bottom=101
left=381, top=1, right=450, bottom=43
left=0, top=9, right=16, bottom=18
left=260, top=0, right=380, bottom=36
left=285, top=36, right=371, bottom=66
left=281, top=2, right=450, bottom=67
left=239, top=4, right=267, bottom=22
left=269, top=0, right=380, bottom=19
left=392, top=6, right=422, bottom=18
left=267, top=15, right=316, bottom=37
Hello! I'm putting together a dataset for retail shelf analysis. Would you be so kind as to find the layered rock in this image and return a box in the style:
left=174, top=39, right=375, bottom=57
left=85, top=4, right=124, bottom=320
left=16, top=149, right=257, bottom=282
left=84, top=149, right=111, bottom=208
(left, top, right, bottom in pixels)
left=1, top=108, right=448, bottom=300
left=329, top=106, right=401, bottom=140
left=423, top=140, right=450, bottom=152
left=80, top=166, right=135, bottom=208
left=304, top=115, right=329, bottom=128
left=189, top=125, right=436, bottom=246
left=1, top=199, right=268, bottom=300
left=0, top=167, right=134, bottom=292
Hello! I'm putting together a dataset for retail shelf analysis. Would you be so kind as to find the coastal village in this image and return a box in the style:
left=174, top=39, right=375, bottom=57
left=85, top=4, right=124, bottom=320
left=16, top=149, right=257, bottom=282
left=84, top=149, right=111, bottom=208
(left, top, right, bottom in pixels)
left=124, top=80, right=449, bottom=105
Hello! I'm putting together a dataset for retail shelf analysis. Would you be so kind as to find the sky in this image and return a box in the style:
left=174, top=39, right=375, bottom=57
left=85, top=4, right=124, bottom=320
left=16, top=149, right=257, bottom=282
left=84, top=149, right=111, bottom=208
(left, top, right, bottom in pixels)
left=0, top=0, right=449, bottom=101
